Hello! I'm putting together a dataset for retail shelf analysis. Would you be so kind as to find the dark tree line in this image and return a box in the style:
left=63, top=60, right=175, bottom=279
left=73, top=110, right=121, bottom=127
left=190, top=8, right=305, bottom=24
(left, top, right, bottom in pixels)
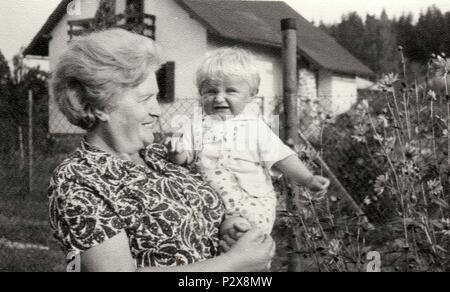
left=319, top=5, right=450, bottom=77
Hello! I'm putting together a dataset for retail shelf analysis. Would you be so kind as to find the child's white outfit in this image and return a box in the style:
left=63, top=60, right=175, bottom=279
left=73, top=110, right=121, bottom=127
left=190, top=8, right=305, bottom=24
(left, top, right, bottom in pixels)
left=183, top=102, right=295, bottom=234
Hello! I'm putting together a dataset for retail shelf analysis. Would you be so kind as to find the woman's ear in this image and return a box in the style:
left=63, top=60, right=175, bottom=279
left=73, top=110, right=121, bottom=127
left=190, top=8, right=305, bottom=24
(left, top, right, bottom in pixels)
left=251, top=88, right=259, bottom=97
left=94, top=109, right=110, bottom=122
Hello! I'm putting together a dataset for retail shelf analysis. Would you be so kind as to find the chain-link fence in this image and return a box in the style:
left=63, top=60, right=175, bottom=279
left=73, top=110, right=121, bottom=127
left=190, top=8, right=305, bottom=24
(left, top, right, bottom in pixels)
left=1, top=92, right=380, bottom=208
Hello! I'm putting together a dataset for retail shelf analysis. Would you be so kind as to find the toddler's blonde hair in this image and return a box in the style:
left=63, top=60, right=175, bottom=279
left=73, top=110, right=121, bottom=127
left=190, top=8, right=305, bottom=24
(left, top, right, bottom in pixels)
left=196, top=47, right=261, bottom=96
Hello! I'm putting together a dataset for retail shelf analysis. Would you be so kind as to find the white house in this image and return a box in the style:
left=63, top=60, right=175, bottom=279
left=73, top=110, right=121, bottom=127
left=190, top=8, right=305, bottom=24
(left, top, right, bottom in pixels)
left=24, top=0, right=374, bottom=134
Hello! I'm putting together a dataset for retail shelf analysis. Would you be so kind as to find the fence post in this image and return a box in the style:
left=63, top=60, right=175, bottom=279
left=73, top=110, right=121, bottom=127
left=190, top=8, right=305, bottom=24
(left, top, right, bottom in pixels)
left=28, top=90, right=33, bottom=197
left=281, top=18, right=299, bottom=145
left=18, top=126, right=24, bottom=172
left=281, top=18, right=304, bottom=272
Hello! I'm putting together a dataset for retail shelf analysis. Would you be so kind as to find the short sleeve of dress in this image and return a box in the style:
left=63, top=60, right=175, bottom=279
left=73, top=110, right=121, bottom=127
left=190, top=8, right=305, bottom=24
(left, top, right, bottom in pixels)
left=181, top=119, right=195, bottom=152
left=257, top=119, right=296, bottom=175
left=48, top=175, right=125, bottom=253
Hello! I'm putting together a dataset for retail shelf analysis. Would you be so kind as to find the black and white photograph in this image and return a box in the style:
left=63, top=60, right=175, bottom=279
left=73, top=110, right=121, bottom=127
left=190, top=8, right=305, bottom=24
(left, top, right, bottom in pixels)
left=0, top=0, right=449, bottom=274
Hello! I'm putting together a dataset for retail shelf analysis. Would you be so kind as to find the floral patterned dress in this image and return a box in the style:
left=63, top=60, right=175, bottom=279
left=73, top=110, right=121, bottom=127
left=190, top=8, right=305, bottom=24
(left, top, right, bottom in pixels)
left=48, top=140, right=225, bottom=268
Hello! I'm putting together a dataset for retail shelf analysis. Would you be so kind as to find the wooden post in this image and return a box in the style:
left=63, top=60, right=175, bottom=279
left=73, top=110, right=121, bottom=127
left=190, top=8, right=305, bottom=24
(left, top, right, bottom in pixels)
left=281, top=18, right=299, bottom=145
left=28, top=90, right=33, bottom=197
left=19, top=126, right=24, bottom=173
left=17, top=126, right=25, bottom=197
left=281, top=18, right=303, bottom=272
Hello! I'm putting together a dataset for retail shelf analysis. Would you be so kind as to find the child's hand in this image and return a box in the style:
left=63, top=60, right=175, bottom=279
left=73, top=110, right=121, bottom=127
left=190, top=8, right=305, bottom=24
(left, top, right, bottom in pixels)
left=164, top=131, right=185, bottom=154
left=164, top=129, right=192, bottom=165
left=220, top=216, right=252, bottom=252
left=307, top=175, right=330, bottom=193
left=164, top=121, right=188, bottom=153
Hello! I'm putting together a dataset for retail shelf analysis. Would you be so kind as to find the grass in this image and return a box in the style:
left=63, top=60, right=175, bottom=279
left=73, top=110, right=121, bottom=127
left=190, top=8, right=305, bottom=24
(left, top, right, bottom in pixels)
left=0, top=247, right=65, bottom=272
left=0, top=193, right=66, bottom=272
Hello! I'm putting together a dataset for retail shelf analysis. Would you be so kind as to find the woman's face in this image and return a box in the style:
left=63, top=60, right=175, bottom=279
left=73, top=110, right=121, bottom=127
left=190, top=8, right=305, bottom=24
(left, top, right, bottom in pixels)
left=106, top=72, right=161, bottom=153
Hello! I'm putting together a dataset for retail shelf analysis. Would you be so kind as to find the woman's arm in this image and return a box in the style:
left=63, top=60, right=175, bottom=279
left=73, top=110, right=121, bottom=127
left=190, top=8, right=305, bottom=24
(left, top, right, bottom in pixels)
left=81, top=231, right=136, bottom=272
left=81, top=228, right=274, bottom=272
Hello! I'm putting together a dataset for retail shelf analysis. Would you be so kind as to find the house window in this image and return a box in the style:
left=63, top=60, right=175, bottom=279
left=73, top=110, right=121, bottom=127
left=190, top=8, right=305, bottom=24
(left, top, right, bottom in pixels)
left=157, top=62, right=175, bottom=103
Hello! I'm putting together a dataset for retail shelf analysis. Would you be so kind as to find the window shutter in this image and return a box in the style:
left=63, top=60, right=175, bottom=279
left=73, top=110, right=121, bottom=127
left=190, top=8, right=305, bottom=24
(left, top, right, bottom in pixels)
left=157, top=62, right=175, bottom=103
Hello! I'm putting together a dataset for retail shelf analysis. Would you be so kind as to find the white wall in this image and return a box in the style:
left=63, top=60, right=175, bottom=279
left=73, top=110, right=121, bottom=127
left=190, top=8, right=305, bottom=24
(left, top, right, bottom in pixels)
left=298, top=68, right=317, bottom=101
left=49, top=0, right=99, bottom=69
left=317, top=69, right=333, bottom=99
left=330, top=74, right=357, bottom=116
left=143, top=0, right=208, bottom=99
left=317, top=69, right=358, bottom=116
left=48, top=0, right=99, bottom=134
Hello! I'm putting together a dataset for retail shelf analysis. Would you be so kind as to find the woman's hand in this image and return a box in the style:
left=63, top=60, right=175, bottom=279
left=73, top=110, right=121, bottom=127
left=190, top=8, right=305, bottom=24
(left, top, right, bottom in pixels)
left=219, top=216, right=274, bottom=272
left=226, top=228, right=275, bottom=272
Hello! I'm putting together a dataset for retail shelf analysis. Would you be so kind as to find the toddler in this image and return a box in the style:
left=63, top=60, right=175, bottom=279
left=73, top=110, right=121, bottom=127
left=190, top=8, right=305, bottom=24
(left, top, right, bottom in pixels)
left=166, top=48, right=330, bottom=234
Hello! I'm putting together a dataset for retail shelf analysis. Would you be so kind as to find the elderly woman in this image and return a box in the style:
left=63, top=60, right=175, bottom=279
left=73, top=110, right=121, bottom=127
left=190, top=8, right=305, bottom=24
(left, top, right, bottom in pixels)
left=48, top=29, right=274, bottom=272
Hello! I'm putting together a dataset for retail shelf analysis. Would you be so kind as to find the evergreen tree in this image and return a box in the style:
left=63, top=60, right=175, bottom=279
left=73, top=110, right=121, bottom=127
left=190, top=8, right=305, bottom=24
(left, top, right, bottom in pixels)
left=336, top=12, right=366, bottom=65
left=319, top=20, right=338, bottom=41
left=318, top=20, right=330, bottom=34
left=0, top=50, right=12, bottom=118
left=416, top=6, right=447, bottom=61
left=393, top=13, right=428, bottom=77
left=446, top=12, right=450, bottom=56
left=363, top=14, right=380, bottom=73
left=318, top=6, right=450, bottom=75
left=0, top=50, right=10, bottom=85
left=378, top=10, right=399, bottom=74
left=394, top=13, right=420, bottom=61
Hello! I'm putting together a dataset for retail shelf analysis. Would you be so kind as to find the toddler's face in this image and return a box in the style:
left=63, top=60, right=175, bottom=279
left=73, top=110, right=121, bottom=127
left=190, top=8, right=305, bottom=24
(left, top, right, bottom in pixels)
left=200, top=76, right=254, bottom=120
